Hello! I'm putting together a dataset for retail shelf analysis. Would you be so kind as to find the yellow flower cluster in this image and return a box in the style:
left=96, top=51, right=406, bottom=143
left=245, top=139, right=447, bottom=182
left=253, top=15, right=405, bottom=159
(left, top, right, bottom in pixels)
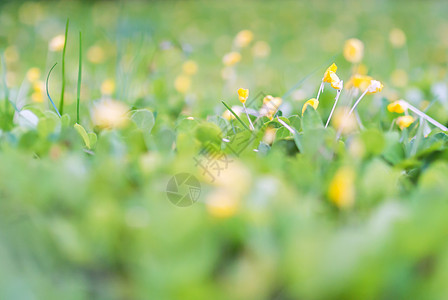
left=222, top=30, right=254, bottom=68
left=175, top=60, right=199, bottom=94
left=387, top=100, right=414, bottom=129
left=26, top=67, right=44, bottom=103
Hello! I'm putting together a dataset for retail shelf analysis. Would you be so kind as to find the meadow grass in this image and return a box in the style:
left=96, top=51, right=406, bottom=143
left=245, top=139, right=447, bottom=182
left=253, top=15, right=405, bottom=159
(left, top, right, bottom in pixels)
left=1, top=1, right=448, bottom=299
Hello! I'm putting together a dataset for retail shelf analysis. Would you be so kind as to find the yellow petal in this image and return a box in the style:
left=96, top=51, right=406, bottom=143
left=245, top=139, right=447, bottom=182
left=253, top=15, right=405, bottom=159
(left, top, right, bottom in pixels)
left=323, top=63, right=338, bottom=82
left=302, top=98, right=319, bottom=115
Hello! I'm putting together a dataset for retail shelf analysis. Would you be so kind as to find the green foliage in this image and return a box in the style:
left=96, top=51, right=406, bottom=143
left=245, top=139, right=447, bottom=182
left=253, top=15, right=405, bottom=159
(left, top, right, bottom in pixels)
left=1, top=1, right=448, bottom=299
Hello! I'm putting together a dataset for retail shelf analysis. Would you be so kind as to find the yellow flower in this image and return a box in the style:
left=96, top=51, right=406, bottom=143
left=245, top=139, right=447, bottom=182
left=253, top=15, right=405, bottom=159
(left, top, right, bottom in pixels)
left=343, top=38, right=364, bottom=63
left=26, top=67, right=41, bottom=83
left=182, top=60, right=198, bottom=75
left=252, top=41, right=270, bottom=58
left=31, top=81, right=45, bottom=103
left=348, top=74, right=373, bottom=91
left=262, top=127, right=276, bottom=144
left=389, top=28, right=406, bottom=48
left=92, top=100, right=129, bottom=129
left=49, top=34, right=65, bottom=52
left=332, top=107, right=357, bottom=134
left=101, top=79, right=115, bottom=95
left=396, top=115, right=414, bottom=129
left=206, top=189, right=239, bottom=218
left=260, top=95, right=282, bottom=119
left=387, top=100, right=407, bottom=114
left=263, top=95, right=274, bottom=104
left=366, top=80, right=383, bottom=94
left=174, top=75, right=191, bottom=94
left=237, top=88, right=249, bottom=104
left=328, top=166, right=355, bottom=209
left=87, top=45, right=106, bottom=64
left=222, top=106, right=242, bottom=120
left=234, top=30, right=254, bottom=48
left=323, top=63, right=343, bottom=90
left=302, top=98, right=319, bottom=115
left=222, top=110, right=234, bottom=120
left=222, top=52, right=242, bottom=66
left=323, top=63, right=338, bottom=82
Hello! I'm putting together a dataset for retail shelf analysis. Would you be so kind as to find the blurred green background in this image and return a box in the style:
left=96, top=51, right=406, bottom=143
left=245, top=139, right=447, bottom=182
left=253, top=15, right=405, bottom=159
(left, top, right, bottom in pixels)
left=1, top=0, right=448, bottom=299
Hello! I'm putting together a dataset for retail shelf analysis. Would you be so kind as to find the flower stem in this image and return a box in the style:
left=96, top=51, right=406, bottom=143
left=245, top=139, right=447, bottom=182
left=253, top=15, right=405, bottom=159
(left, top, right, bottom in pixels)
left=316, top=81, right=324, bottom=101
left=406, top=103, right=448, bottom=131
left=325, top=88, right=342, bottom=128
left=336, top=87, right=369, bottom=139
left=243, top=102, right=254, bottom=130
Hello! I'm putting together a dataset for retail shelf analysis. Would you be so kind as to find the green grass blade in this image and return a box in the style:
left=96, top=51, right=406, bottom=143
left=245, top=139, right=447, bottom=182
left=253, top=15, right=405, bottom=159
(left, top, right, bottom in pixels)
left=76, top=31, right=82, bottom=124
left=1, top=53, right=9, bottom=113
left=46, top=62, right=61, bottom=117
left=281, top=54, right=338, bottom=99
left=59, top=18, right=69, bottom=115
left=221, top=100, right=250, bottom=131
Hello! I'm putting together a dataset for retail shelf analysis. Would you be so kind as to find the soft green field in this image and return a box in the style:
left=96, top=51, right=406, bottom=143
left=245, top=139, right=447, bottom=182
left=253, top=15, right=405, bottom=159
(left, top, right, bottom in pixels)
left=2, top=1, right=448, bottom=299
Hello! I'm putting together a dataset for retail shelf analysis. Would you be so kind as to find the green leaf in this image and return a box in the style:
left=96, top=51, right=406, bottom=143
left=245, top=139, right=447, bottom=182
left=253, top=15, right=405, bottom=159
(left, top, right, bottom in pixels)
left=74, top=123, right=90, bottom=149
left=37, top=117, right=58, bottom=138
left=131, top=109, right=155, bottom=133
left=88, top=132, right=97, bottom=149
left=382, top=132, right=404, bottom=165
left=301, top=106, right=323, bottom=131
left=61, top=114, right=71, bottom=127
left=195, top=122, right=222, bottom=146
left=361, top=128, right=385, bottom=156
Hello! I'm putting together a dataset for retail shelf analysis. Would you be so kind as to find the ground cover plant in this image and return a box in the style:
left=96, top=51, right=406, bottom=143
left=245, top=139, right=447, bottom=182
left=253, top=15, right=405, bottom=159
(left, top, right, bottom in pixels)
left=2, top=0, right=448, bottom=299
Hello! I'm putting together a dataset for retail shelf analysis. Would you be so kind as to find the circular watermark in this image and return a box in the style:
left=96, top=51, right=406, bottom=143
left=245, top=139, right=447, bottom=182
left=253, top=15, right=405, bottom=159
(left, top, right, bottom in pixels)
left=166, top=173, right=201, bottom=207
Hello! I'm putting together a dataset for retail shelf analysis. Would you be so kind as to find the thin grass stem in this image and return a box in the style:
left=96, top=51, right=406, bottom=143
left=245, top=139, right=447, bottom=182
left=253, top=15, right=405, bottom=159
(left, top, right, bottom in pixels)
left=76, top=31, right=82, bottom=124
left=46, top=62, right=61, bottom=117
left=221, top=101, right=249, bottom=131
left=1, top=53, right=9, bottom=114
left=59, top=19, right=69, bottom=114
